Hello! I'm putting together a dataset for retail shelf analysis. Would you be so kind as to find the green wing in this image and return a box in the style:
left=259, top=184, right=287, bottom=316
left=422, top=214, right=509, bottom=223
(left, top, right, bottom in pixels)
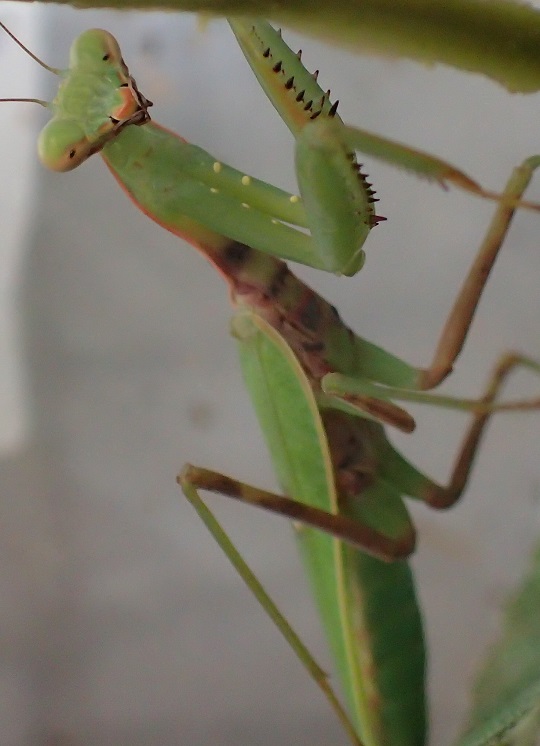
left=234, top=310, right=425, bottom=746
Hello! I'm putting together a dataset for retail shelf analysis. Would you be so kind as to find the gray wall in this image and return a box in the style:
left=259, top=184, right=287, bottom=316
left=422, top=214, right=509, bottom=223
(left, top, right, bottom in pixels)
left=1, top=5, right=540, bottom=744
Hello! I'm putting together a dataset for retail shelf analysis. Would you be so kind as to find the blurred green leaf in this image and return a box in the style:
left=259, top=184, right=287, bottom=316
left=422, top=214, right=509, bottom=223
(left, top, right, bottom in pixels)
left=458, top=542, right=540, bottom=746
left=15, top=0, right=540, bottom=92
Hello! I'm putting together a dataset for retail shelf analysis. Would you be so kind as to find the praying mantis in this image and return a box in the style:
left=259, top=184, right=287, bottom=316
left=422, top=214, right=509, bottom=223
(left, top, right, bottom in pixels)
left=5, top=16, right=540, bottom=746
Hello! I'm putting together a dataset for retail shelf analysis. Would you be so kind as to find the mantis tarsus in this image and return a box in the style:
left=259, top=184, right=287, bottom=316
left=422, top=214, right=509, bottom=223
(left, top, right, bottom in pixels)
left=5, top=17, right=540, bottom=746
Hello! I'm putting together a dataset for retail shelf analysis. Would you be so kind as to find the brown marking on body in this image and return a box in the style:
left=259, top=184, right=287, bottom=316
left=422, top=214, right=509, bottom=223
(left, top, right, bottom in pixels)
left=298, top=293, right=322, bottom=332
left=213, top=241, right=363, bottom=385
left=302, top=341, right=325, bottom=353
left=323, top=411, right=379, bottom=497
left=223, top=240, right=252, bottom=268
left=268, top=263, right=290, bottom=299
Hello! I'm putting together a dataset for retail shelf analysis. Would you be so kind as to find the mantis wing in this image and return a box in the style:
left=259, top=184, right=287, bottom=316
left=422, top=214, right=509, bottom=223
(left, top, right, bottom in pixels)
left=233, top=310, right=426, bottom=746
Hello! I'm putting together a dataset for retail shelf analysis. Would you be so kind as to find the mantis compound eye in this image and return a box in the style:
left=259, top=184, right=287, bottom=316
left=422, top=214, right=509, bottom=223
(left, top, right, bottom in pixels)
left=68, top=28, right=123, bottom=71
left=38, top=118, right=93, bottom=172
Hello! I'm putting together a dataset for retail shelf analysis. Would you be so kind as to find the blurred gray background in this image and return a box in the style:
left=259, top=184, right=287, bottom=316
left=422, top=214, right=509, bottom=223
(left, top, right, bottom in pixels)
left=1, top=2, right=540, bottom=744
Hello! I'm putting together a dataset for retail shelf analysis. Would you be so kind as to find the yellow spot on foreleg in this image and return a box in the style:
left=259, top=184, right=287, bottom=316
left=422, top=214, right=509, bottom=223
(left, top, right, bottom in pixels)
left=213, top=162, right=222, bottom=173
left=289, top=195, right=300, bottom=203
left=241, top=175, right=251, bottom=186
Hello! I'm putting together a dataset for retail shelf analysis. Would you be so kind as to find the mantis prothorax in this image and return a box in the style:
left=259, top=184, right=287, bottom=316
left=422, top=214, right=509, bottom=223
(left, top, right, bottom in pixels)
left=5, top=19, right=540, bottom=746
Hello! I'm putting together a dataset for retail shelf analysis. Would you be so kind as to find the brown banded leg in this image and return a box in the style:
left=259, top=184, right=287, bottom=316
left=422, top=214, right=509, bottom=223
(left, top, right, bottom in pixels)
left=178, top=464, right=414, bottom=561
left=423, top=352, right=540, bottom=508
left=417, top=157, right=540, bottom=390
left=179, top=467, right=366, bottom=746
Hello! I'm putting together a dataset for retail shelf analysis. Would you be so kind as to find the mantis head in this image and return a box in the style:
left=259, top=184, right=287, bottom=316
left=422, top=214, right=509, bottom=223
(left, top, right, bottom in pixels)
left=39, top=29, right=153, bottom=172
left=1, top=24, right=152, bottom=172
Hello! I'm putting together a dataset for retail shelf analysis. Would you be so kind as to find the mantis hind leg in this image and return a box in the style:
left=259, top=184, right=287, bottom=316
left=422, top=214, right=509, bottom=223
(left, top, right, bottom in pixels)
left=424, top=352, right=540, bottom=509
left=179, top=464, right=414, bottom=561
left=372, top=353, right=540, bottom=510
left=179, top=469, right=366, bottom=746
left=417, top=155, right=540, bottom=390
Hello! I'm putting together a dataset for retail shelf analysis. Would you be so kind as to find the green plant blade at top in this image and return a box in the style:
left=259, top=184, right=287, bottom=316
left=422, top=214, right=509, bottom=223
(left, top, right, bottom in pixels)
left=18, top=0, right=540, bottom=92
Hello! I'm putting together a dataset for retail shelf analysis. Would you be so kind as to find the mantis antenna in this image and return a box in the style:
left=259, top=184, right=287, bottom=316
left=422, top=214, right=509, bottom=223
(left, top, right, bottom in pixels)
left=0, top=97, right=49, bottom=106
left=0, top=21, right=56, bottom=107
left=0, top=21, right=60, bottom=74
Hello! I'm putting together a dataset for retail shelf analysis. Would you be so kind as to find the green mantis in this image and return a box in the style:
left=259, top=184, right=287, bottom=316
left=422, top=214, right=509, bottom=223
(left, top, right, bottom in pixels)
left=5, top=16, right=540, bottom=746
